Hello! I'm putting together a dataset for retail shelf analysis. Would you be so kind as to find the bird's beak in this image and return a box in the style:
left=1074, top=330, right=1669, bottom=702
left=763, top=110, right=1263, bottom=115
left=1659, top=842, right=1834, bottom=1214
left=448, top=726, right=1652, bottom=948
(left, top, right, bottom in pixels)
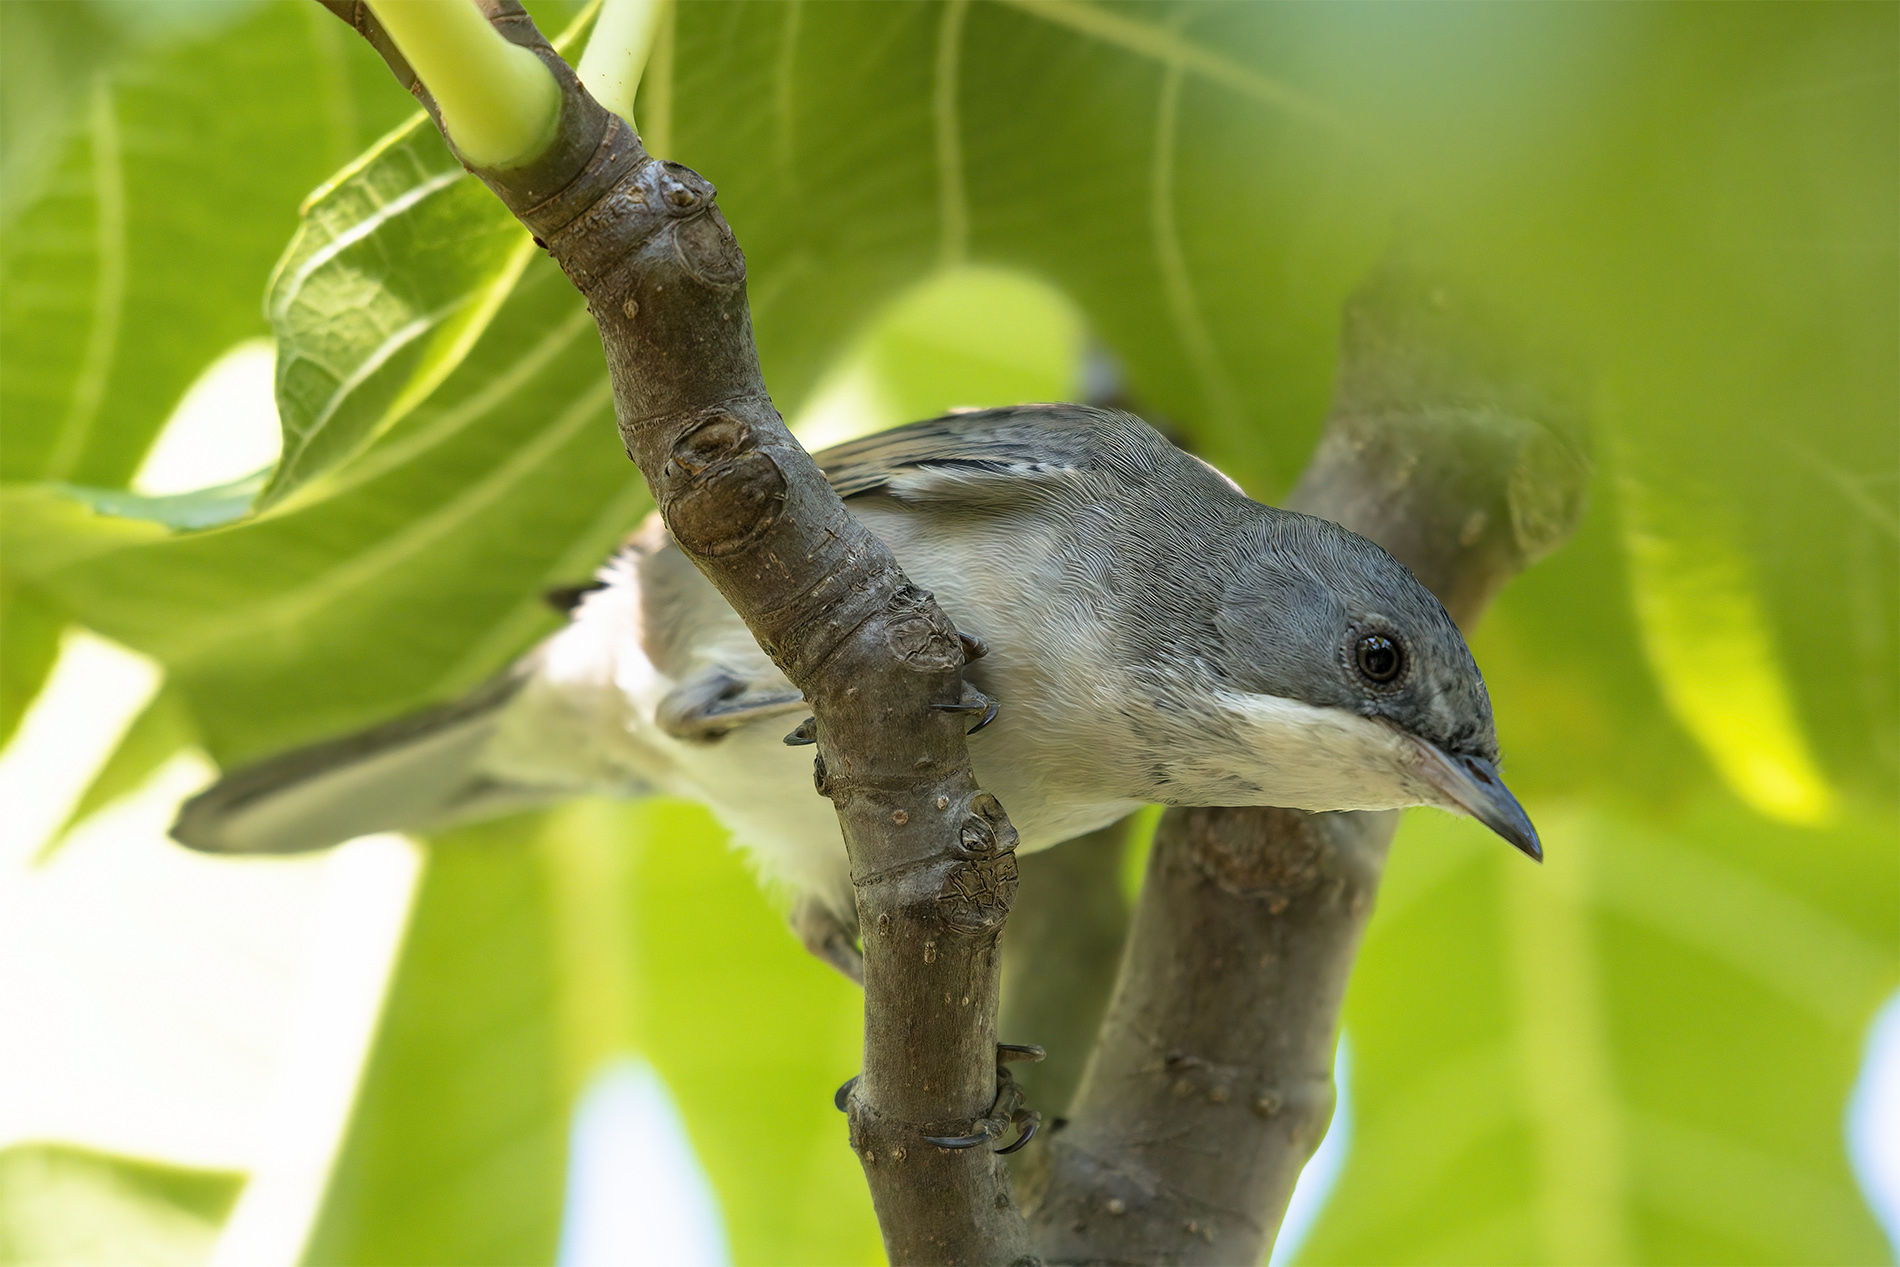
left=1411, top=742, right=1542, bottom=862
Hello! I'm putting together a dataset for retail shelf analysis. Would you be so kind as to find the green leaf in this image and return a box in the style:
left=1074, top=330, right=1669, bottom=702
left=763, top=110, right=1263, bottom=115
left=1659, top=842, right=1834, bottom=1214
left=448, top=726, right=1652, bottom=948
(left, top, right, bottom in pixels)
left=0, top=584, right=64, bottom=751
left=1299, top=795, right=1897, bottom=1266
left=48, top=471, right=270, bottom=531
left=655, top=1, right=1386, bottom=497
left=302, top=818, right=569, bottom=1267
left=621, top=798, right=882, bottom=1266
left=1619, top=464, right=1834, bottom=825
left=9, top=3, right=1895, bottom=1263
left=0, top=1143, right=242, bottom=1267
left=29, top=256, right=643, bottom=764
left=0, top=1, right=419, bottom=490
left=259, top=1, right=601, bottom=507
left=260, top=115, right=533, bottom=506
left=0, top=483, right=169, bottom=581
left=792, top=265, right=1087, bottom=450
left=48, top=684, right=198, bottom=857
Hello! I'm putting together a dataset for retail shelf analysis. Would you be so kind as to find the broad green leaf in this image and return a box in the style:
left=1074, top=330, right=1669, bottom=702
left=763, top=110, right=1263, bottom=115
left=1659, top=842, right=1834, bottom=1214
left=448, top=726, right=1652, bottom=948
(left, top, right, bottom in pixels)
left=47, top=472, right=272, bottom=532
left=53, top=685, right=198, bottom=850
left=29, top=256, right=642, bottom=764
left=0, top=586, right=64, bottom=752
left=658, top=0, right=1385, bottom=497
left=1620, top=465, right=1834, bottom=825
left=304, top=798, right=880, bottom=1267
left=655, top=0, right=1894, bottom=793
left=0, top=1, right=418, bottom=490
left=1, top=2, right=115, bottom=226
left=1299, top=795, right=1897, bottom=1267
left=793, top=265, right=1086, bottom=450
left=1, top=1, right=271, bottom=226
left=0, top=484, right=169, bottom=581
left=302, top=820, right=568, bottom=1267
left=0, top=1143, right=241, bottom=1267
left=262, top=126, right=533, bottom=506
left=256, top=0, right=596, bottom=506
left=621, top=798, right=882, bottom=1266
left=861, top=267, right=1085, bottom=419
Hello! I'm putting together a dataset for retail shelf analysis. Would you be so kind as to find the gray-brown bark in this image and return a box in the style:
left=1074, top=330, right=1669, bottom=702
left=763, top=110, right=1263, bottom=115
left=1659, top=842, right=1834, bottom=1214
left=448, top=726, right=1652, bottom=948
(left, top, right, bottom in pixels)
left=1000, top=818, right=1135, bottom=1118
left=318, top=3, right=1030, bottom=1260
left=1024, top=263, right=1590, bottom=1265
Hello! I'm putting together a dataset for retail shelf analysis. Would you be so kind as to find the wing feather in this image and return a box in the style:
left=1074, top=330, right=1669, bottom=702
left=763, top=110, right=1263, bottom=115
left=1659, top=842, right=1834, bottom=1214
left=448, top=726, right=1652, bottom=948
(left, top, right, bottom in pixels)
left=814, top=403, right=1136, bottom=502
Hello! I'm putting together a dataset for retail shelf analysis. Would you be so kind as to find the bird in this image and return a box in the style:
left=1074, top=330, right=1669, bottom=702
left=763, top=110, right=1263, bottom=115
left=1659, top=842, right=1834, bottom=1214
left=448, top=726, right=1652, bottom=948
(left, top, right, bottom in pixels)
left=172, top=404, right=1539, bottom=979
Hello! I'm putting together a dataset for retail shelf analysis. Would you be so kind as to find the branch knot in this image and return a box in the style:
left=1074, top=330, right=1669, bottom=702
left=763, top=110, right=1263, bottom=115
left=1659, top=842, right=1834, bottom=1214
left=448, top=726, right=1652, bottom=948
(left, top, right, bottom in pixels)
left=661, top=412, right=787, bottom=556
left=938, top=793, right=1021, bottom=935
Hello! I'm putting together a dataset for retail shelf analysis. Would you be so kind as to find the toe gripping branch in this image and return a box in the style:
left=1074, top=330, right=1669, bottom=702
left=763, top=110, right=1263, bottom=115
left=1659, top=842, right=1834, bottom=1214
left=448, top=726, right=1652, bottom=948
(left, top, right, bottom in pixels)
left=931, top=685, right=1000, bottom=735
left=786, top=686, right=994, bottom=748
left=791, top=634, right=995, bottom=744
left=836, top=1044, right=1046, bottom=1156
left=932, top=632, right=999, bottom=734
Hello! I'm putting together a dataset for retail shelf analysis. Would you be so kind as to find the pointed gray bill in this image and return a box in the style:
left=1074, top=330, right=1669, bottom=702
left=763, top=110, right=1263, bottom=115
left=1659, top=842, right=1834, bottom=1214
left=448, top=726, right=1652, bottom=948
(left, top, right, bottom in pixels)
left=1412, top=742, right=1542, bottom=861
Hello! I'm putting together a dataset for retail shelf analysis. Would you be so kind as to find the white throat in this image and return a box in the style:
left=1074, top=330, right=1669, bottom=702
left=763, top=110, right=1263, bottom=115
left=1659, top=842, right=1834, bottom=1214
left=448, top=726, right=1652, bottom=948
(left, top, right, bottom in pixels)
left=1156, top=692, right=1441, bottom=814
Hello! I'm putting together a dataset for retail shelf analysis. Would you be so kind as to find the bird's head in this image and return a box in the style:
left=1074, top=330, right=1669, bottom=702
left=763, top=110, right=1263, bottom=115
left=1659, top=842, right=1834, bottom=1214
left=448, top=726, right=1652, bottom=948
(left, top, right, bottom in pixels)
left=1207, top=508, right=1540, bottom=860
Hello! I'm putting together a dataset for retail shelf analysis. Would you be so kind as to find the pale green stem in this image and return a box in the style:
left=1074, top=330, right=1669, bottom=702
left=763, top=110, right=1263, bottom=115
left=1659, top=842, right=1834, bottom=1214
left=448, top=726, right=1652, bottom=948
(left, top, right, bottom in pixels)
left=363, top=0, right=561, bottom=169
left=575, top=0, right=668, bottom=126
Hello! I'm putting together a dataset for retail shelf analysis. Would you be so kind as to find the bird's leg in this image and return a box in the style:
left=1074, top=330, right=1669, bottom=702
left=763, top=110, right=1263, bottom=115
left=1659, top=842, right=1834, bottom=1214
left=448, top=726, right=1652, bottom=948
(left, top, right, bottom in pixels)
left=790, top=893, right=863, bottom=984
left=931, top=680, right=1000, bottom=734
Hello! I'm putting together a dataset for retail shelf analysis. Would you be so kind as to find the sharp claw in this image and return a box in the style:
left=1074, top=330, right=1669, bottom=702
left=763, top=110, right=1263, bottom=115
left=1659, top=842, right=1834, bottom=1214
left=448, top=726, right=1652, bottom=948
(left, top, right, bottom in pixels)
left=959, top=631, right=989, bottom=662
left=834, top=1075, right=858, bottom=1112
left=783, top=717, right=818, bottom=747
left=930, top=692, right=1001, bottom=734
left=996, top=1110, right=1042, bottom=1155
left=917, top=1049, right=1045, bottom=1152
left=922, top=1130, right=994, bottom=1150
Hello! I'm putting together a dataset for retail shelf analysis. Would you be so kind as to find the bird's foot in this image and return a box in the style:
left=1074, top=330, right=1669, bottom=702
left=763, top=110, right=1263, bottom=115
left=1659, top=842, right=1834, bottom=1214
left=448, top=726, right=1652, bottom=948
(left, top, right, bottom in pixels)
left=921, top=1044, right=1044, bottom=1154
left=931, top=683, right=1000, bottom=734
left=790, top=895, right=863, bottom=984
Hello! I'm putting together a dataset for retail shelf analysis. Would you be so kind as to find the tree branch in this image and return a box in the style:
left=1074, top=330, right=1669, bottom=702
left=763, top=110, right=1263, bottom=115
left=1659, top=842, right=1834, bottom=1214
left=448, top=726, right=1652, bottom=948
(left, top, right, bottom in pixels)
left=1025, top=260, right=1591, bottom=1264
left=316, top=3, right=1030, bottom=1259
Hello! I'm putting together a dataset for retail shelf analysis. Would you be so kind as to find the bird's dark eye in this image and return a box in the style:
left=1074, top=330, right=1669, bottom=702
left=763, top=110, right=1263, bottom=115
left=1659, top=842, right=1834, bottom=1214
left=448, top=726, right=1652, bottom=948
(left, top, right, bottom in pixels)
left=1355, top=633, right=1403, bottom=684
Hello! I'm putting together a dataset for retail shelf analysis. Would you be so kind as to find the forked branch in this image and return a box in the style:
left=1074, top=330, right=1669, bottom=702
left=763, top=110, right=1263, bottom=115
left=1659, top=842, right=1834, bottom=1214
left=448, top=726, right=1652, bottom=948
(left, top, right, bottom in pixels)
left=1024, top=261, right=1591, bottom=1264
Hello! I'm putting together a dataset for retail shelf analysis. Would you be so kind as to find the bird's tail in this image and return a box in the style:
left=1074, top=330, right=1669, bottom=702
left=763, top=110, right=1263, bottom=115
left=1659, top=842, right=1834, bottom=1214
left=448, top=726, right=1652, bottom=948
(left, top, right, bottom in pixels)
left=171, top=674, right=545, bottom=854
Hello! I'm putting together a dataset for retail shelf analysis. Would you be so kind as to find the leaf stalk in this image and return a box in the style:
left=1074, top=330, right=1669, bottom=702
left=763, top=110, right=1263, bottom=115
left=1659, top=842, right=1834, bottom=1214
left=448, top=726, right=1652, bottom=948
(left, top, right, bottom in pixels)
left=363, top=0, right=560, bottom=168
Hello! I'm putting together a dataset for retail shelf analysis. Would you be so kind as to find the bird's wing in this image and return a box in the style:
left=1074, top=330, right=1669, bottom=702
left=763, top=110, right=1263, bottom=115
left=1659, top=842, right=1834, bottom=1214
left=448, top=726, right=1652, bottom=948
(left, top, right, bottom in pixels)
left=636, top=407, right=1144, bottom=737
left=815, top=404, right=1133, bottom=505
left=626, top=405, right=1193, bottom=741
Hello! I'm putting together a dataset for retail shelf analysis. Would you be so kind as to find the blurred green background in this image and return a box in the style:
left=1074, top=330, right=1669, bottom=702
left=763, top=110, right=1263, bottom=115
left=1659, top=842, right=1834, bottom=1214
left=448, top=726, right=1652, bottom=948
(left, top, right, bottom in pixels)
left=1, top=1, right=1894, bottom=1264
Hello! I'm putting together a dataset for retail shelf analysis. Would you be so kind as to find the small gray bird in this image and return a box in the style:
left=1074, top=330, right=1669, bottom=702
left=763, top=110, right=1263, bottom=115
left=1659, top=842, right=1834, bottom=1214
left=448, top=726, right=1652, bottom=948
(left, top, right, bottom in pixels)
left=174, top=405, right=1538, bottom=977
